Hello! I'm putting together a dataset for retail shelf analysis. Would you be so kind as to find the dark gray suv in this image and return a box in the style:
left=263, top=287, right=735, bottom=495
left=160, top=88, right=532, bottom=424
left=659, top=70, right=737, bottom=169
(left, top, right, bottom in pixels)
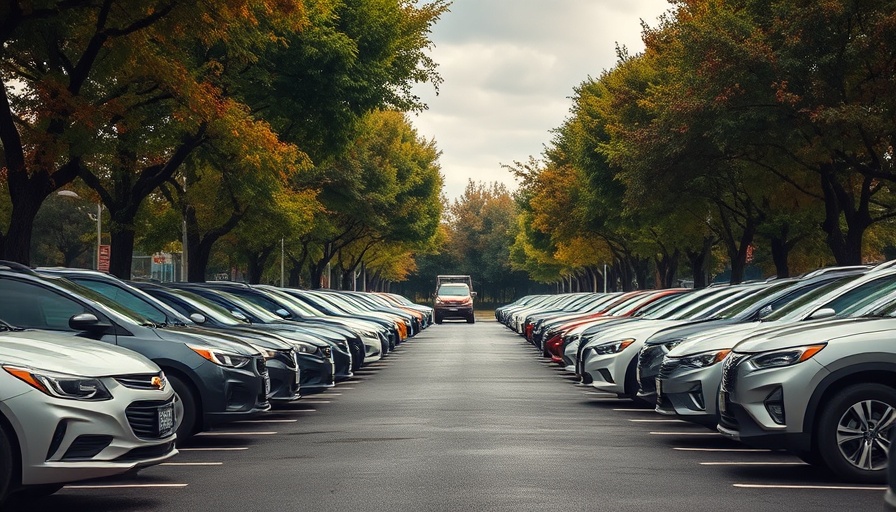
left=0, top=263, right=270, bottom=439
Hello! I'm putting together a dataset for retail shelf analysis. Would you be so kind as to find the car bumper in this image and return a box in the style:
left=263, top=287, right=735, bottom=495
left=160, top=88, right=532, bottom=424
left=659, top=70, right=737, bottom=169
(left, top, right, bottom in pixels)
left=654, top=363, right=723, bottom=427
left=3, top=388, right=178, bottom=486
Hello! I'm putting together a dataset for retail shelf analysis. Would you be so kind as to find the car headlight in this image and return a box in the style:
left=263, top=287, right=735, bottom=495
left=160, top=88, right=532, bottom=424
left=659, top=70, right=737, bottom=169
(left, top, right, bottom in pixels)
left=3, top=366, right=113, bottom=401
left=663, top=339, right=683, bottom=351
left=677, top=349, right=731, bottom=369
left=293, top=341, right=318, bottom=354
left=188, top=344, right=251, bottom=368
left=747, top=344, right=826, bottom=370
left=593, top=338, right=636, bottom=355
left=247, top=344, right=277, bottom=360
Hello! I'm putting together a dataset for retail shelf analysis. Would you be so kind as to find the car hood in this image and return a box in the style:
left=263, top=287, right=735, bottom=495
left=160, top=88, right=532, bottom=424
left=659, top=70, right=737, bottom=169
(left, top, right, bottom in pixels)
left=732, top=317, right=896, bottom=354
left=585, top=319, right=683, bottom=346
left=0, top=329, right=159, bottom=376
left=644, top=318, right=738, bottom=347
left=667, top=321, right=769, bottom=357
left=156, top=325, right=261, bottom=356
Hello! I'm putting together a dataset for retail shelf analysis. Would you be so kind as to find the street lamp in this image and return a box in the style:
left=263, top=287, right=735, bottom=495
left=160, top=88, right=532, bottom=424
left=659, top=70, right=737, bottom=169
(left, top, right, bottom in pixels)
left=57, top=190, right=101, bottom=270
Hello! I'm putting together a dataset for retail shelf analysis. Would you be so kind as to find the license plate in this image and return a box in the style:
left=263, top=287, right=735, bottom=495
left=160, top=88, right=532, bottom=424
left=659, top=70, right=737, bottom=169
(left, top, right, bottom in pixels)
left=158, top=404, right=174, bottom=436
left=719, top=391, right=728, bottom=414
left=655, top=378, right=663, bottom=398
left=449, top=308, right=458, bottom=312
left=264, top=374, right=272, bottom=397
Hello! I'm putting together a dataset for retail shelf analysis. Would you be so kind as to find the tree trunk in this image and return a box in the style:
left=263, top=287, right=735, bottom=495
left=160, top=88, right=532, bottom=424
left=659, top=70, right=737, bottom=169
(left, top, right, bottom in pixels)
left=770, top=237, right=790, bottom=279
left=108, top=224, right=136, bottom=279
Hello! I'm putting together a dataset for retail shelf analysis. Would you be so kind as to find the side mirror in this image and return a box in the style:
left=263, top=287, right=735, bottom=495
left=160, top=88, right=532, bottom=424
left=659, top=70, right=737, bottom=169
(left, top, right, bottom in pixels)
left=471, top=291, right=477, bottom=298
left=275, top=308, right=291, bottom=319
left=757, top=305, right=773, bottom=319
left=189, top=313, right=207, bottom=325
left=69, top=313, right=112, bottom=333
left=808, top=307, right=836, bottom=320
left=231, top=310, right=249, bottom=322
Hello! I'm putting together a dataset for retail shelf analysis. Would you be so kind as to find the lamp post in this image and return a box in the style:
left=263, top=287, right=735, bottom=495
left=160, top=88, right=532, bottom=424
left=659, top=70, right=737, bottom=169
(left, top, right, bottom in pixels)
left=57, top=190, right=101, bottom=270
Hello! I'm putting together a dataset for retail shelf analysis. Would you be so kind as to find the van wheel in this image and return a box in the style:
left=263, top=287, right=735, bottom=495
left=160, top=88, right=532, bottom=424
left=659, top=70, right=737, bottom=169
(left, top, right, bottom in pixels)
left=169, top=375, right=200, bottom=443
left=434, top=315, right=443, bottom=324
left=0, top=425, right=12, bottom=506
left=816, top=383, right=896, bottom=483
left=467, top=315, right=475, bottom=324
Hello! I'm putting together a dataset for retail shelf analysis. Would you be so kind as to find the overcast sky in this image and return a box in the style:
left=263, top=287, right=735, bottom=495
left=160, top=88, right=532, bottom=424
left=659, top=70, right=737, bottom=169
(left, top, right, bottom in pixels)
left=410, top=0, right=672, bottom=201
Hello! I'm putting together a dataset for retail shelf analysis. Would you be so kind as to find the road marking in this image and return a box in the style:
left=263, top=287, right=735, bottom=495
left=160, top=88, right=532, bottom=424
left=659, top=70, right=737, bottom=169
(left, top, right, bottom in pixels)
left=629, top=419, right=685, bottom=423
left=275, top=409, right=317, bottom=413
left=234, top=419, right=297, bottom=424
left=650, top=431, right=721, bottom=436
left=613, top=408, right=659, bottom=412
left=299, top=400, right=331, bottom=404
left=161, top=462, right=224, bottom=466
left=674, top=447, right=771, bottom=452
left=732, top=484, right=887, bottom=491
left=325, top=393, right=343, bottom=396
left=233, top=420, right=299, bottom=423
left=701, top=462, right=807, bottom=466
left=65, top=484, right=189, bottom=489
left=337, top=387, right=355, bottom=390
left=196, top=431, right=278, bottom=436
left=179, top=447, right=249, bottom=452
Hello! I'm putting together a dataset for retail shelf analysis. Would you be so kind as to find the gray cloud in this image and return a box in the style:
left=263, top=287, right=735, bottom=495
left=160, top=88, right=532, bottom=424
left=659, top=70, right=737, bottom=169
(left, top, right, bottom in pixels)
left=411, top=0, right=671, bottom=200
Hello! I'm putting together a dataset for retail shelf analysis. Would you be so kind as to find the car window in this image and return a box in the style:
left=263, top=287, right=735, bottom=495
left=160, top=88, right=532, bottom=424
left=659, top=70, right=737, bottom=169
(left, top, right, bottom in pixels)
left=0, top=278, right=87, bottom=330
left=73, top=279, right=168, bottom=324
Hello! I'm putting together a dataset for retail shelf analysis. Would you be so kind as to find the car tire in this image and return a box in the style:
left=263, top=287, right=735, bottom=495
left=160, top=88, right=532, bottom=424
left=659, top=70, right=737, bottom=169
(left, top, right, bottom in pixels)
left=0, top=424, right=12, bottom=507
left=816, top=383, right=896, bottom=483
left=169, top=375, right=200, bottom=443
left=434, top=315, right=443, bottom=324
left=467, top=315, right=475, bottom=324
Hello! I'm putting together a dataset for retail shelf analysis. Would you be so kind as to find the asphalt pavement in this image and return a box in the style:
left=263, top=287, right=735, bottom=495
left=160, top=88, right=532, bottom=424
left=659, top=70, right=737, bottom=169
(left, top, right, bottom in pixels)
left=4, top=316, right=887, bottom=511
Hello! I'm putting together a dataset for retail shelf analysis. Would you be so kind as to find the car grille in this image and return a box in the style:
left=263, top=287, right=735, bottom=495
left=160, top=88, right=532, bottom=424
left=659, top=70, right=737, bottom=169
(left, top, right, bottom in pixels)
left=657, top=357, right=680, bottom=380
left=62, top=435, right=113, bottom=460
left=115, top=373, right=164, bottom=390
left=638, top=345, right=665, bottom=378
left=125, top=398, right=175, bottom=439
left=721, top=353, right=749, bottom=394
left=115, top=441, right=176, bottom=462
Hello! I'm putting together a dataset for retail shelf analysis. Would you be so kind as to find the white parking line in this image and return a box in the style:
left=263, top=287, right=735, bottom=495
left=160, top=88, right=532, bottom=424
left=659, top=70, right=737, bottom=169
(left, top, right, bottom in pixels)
left=613, top=408, right=656, bottom=412
left=338, top=387, right=355, bottom=390
left=179, top=447, right=248, bottom=452
left=65, top=484, right=189, bottom=489
left=629, top=419, right=685, bottom=423
left=161, top=462, right=224, bottom=466
left=299, top=400, right=331, bottom=404
left=234, top=419, right=298, bottom=424
left=701, top=462, right=807, bottom=466
left=649, top=431, right=721, bottom=436
left=674, top=448, right=771, bottom=452
left=275, top=409, right=317, bottom=413
left=732, top=484, right=887, bottom=491
left=196, top=431, right=278, bottom=436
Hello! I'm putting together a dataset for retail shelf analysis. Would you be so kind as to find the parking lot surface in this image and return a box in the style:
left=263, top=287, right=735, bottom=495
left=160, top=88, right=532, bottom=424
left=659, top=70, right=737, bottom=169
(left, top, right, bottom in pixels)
left=5, top=317, right=886, bottom=511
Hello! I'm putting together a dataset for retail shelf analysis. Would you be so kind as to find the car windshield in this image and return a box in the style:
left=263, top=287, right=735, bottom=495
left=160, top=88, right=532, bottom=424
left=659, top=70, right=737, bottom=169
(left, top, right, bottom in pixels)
left=438, top=284, right=469, bottom=297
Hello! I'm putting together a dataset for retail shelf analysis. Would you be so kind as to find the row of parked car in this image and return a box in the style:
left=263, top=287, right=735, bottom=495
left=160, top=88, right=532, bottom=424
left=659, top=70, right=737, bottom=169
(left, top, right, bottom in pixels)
left=496, top=262, right=896, bottom=486
left=0, top=261, right=432, bottom=505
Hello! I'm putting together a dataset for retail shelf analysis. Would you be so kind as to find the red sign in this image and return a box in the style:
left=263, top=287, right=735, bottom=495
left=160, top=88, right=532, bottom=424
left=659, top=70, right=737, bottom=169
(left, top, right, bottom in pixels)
left=98, top=245, right=111, bottom=272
